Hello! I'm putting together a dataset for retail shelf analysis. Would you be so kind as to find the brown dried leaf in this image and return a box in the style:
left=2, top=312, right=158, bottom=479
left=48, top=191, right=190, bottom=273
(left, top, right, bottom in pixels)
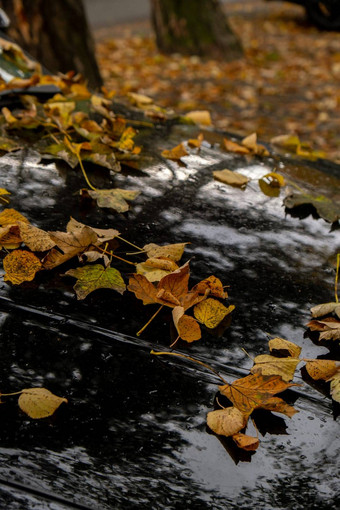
left=18, top=221, right=55, bottom=251
left=66, top=217, right=119, bottom=243
left=310, top=302, right=340, bottom=318
left=84, top=188, right=140, bottom=212
left=172, top=306, right=201, bottom=343
left=127, top=273, right=159, bottom=305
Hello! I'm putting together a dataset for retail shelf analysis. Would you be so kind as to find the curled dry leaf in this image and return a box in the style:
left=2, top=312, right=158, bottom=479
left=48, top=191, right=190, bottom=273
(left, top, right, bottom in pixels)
left=3, top=249, right=42, bottom=284
left=18, top=387, right=68, bottom=419
left=143, top=242, right=187, bottom=262
left=18, top=221, right=55, bottom=251
left=67, top=217, right=119, bottom=243
left=49, top=225, right=97, bottom=255
left=0, top=224, right=22, bottom=249
left=213, top=169, right=249, bottom=188
left=250, top=354, right=300, bottom=382
left=305, top=359, right=340, bottom=403
left=307, top=318, right=340, bottom=341
left=192, top=275, right=228, bottom=299
left=207, top=406, right=247, bottom=437
left=144, top=257, right=179, bottom=272
left=232, top=433, right=260, bottom=451
left=194, top=298, right=234, bottom=329
left=268, top=337, right=302, bottom=358
left=172, top=306, right=201, bottom=343
left=219, top=373, right=297, bottom=414
left=64, top=264, right=126, bottom=300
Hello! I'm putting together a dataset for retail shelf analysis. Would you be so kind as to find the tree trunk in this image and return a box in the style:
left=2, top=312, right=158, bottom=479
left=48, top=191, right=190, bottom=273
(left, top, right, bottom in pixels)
left=0, top=0, right=102, bottom=89
left=151, top=0, right=242, bottom=60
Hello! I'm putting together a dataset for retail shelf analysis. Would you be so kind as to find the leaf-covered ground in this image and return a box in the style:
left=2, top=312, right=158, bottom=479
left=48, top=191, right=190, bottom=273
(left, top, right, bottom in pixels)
left=94, top=0, right=340, bottom=162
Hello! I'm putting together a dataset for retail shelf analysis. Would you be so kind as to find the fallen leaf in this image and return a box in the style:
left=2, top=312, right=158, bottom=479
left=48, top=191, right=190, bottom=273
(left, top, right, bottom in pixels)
left=213, top=169, right=249, bottom=188
left=270, top=134, right=300, bottom=150
left=330, top=374, right=340, bottom=403
left=184, top=110, right=212, bottom=126
left=161, top=143, right=188, bottom=161
left=268, top=337, right=302, bottom=358
left=49, top=226, right=97, bottom=256
left=64, top=264, right=126, bottom=299
left=207, top=406, right=247, bottom=437
left=0, top=137, right=22, bottom=152
left=172, top=306, right=201, bottom=342
left=128, top=273, right=159, bottom=305
left=219, top=373, right=297, bottom=414
left=310, top=302, right=340, bottom=319
left=258, top=172, right=285, bottom=197
left=66, top=217, right=119, bottom=243
left=144, top=257, right=179, bottom=272
left=143, top=242, right=187, bottom=261
left=241, top=133, right=269, bottom=156
left=191, top=275, right=228, bottom=299
left=18, top=221, right=55, bottom=251
left=307, top=318, right=340, bottom=341
left=0, top=224, right=22, bottom=249
left=194, top=298, right=235, bottom=328
left=305, top=359, right=340, bottom=381
left=232, top=433, right=260, bottom=451
left=83, top=188, right=140, bottom=212
left=18, top=387, right=68, bottom=419
left=250, top=354, right=300, bottom=382
left=188, top=133, right=204, bottom=148
left=254, top=396, right=297, bottom=418
left=3, top=249, right=42, bottom=284
left=223, top=138, right=250, bottom=155
left=0, top=208, right=29, bottom=225
left=284, top=190, right=340, bottom=223
left=128, top=92, right=154, bottom=107
left=136, top=262, right=171, bottom=283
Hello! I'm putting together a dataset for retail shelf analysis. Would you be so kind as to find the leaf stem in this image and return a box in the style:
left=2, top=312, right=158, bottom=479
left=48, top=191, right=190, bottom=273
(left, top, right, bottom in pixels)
left=169, top=335, right=180, bottom=349
left=115, top=235, right=142, bottom=251
left=150, top=350, right=228, bottom=384
left=1, top=390, right=23, bottom=397
left=335, top=253, right=339, bottom=304
left=137, top=305, right=164, bottom=336
left=97, top=246, right=136, bottom=266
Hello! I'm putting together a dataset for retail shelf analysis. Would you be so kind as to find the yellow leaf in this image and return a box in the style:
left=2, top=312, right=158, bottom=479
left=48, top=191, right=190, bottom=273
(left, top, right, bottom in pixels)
left=232, top=433, right=259, bottom=451
left=161, top=143, right=188, bottom=161
left=330, top=373, right=340, bottom=403
left=251, top=354, right=300, bottom=382
left=84, top=188, right=140, bottom=212
left=128, top=92, right=153, bottom=107
left=242, top=132, right=258, bottom=151
left=184, top=110, right=212, bottom=126
left=270, top=134, right=300, bottom=149
left=144, top=257, right=179, bottom=272
left=305, top=359, right=340, bottom=381
left=207, top=406, right=247, bottom=437
left=18, top=388, right=68, bottom=419
left=258, top=172, right=285, bottom=197
left=143, top=242, right=188, bottom=261
left=0, top=208, right=29, bottom=226
left=268, top=337, right=302, bottom=358
left=3, top=249, right=42, bottom=284
left=194, top=298, right=235, bottom=328
left=223, top=138, right=250, bottom=154
left=213, top=169, right=249, bottom=188
left=136, top=263, right=171, bottom=283
left=172, top=306, right=201, bottom=343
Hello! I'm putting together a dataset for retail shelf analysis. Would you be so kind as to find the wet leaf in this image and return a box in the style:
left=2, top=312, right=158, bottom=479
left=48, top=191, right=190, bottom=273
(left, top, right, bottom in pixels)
left=3, top=249, right=41, bottom=284
left=161, top=143, right=188, bottom=161
left=64, top=264, right=126, bottom=299
left=213, top=169, right=249, bottom=188
left=18, top=221, right=55, bottom=251
left=188, top=133, right=204, bottom=148
left=18, top=388, right=68, bottom=419
left=284, top=190, right=340, bottom=223
left=268, top=337, right=302, bottom=358
left=219, top=373, right=297, bottom=414
left=255, top=396, right=298, bottom=418
left=232, top=433, right=260, bottom=451
left=143, top=242, right=187, bottom=261
left=258, top=172, right=285, bottom=197
left=83, top=188, right=140, bottom=212
left=172, top=306, right=201, bottom=343
left=194, top=298, right=235, bottom=328
left=250, top=354, right=300, bottom=382
left=207, top=406, right=247, bottom=437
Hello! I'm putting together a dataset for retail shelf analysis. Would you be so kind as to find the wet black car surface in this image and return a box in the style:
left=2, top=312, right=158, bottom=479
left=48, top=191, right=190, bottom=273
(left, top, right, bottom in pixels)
left=0, top=96, right=339, bottom=509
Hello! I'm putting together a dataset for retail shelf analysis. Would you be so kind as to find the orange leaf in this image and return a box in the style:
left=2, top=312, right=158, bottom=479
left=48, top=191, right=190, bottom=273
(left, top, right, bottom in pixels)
left=161, top=143, right=188, bottom=161
left=191, top=275, right=228, bottom=299
left=223, top=138, right=250, bottom=154
left=128, top=273, right=159, bottom=305
left=3, top=249, right=42, bottom=284
left=232, top=433, right=260, bottom=451
left=172, top=306, right=201, bottom=343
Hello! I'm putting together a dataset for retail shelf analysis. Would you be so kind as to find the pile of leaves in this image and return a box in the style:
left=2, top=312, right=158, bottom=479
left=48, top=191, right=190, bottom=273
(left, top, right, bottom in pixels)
left=95, top=1, right=340, bottom=162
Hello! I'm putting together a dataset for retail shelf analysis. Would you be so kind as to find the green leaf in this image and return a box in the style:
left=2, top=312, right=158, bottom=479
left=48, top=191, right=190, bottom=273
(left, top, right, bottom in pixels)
left=64, top=264, right=126, bottom=299
left=284, top=191, right=340, bottom=223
